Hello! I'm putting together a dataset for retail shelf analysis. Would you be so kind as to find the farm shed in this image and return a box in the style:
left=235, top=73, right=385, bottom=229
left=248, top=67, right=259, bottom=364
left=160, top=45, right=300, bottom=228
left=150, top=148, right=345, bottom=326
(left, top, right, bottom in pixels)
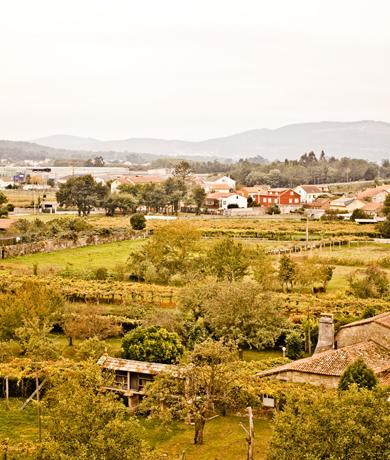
left=97, top=355, right=171, bottom=408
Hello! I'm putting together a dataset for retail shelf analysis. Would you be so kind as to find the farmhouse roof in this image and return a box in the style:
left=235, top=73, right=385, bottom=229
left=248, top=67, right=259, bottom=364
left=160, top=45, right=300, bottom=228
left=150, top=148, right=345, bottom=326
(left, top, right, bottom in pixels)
left=97, top=355, right=171, bottom=375
left=206, top=192, right=237, bottom=200
left=297, top=185, right=322, bottom=193
left=258, top=341, right=390, bottom=380
left=362, top=202, right=383, bottom=212
left=330, top=197, right=357, bottom=206
left=204, top=182, right=231, bottom=190
left=337, top=312, right=390, bottom=331
left=357, top=185, right=390, bottom=200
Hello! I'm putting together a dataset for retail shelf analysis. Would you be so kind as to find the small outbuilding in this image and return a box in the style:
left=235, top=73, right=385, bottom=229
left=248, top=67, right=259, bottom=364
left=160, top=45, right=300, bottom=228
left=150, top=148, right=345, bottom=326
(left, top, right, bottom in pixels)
left=97, top=355, right=171, bottom=409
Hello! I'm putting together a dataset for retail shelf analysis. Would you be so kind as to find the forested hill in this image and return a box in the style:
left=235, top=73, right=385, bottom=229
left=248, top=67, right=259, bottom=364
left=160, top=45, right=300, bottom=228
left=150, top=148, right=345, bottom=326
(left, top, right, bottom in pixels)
left=33, top=121, right=390, bottom=161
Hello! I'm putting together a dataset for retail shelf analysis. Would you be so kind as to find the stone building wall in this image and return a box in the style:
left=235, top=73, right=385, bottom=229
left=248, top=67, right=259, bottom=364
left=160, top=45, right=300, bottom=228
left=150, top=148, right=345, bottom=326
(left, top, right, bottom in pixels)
left=336, top=322, right=389, bottom=350
left=268, top=371, right=339, bottom=389
left=1, top=230, right=148, bottom=259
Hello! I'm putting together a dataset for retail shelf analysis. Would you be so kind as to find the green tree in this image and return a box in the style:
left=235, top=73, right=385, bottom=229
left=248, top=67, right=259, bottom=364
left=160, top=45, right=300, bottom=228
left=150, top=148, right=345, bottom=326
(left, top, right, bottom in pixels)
left=278, top=255, right=297, bottom=291
left=350, top=208, right=369, bottom=220
left=0, top=191, right=8, bottom=206
left=143, top=340, right=258, bottom=445
left=122, top=326, right=184, bottom=364
left=56, top=175, right=108, bottom=216
left=349, top=265, right=389, bottom=298
left=339, top=357, right=378, bottom=390
left=128, top=221, right=201, bottom=284
left=192, top=186, right=206, bottom=214
left=130, top=212, right=146, bottom=230
left=39, top=365, right=151, bottom=459
left=207, top=237, right=249, bottom=281
left=285, top=331, right=304, bottom=360
left=268, top=386, right=389, bottom=460
left=180, top=281, right=285, bottom=353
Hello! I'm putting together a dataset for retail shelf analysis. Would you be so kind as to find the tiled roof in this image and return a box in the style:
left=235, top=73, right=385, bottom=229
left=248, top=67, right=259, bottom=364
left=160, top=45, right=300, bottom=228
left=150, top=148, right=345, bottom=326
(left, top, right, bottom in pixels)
left=298, top=185, right=322, bottom=193
left=258, top=341, right=390, bottom=378
left=357, top=185, right=390, bottom=199
left=338, top=312, right=390, bottom=331
left=206, top=192, right=237, bottom=199
left=97, top=355, right=171, bottom=375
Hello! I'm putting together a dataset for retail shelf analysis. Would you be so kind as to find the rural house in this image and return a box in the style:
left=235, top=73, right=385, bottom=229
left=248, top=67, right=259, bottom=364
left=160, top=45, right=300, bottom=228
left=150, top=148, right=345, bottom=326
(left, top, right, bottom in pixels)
left=204, top=192, right=248, bottom=210
left=257, top=188, right=301, bottom=211
left=98, top=355, right=171, bottom=409
left=258, top=312, right=390, bottom=389
left=357, top=185, right=390, bottom=203
left=294, top=185, right=323, bottom=204
left=329, top=197, right=365, bottom=212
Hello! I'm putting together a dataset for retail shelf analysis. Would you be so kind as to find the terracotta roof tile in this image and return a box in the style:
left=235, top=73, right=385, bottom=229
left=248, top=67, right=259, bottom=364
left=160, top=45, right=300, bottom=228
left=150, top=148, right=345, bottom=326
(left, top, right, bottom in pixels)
left=258, top=341, right=390, bottom=378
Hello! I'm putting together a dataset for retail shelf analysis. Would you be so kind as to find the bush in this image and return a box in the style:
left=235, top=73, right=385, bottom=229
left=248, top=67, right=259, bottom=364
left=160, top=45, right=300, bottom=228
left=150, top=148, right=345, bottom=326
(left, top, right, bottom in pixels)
left=339, top=357, right=378, bottom=390
left=266, top=204, right=281, bottom=215
left=285, top=331, right=304, bottom=360
left=350, top=208, right=369, bottom=220
left=122, top=326, right=184, bottom=364
left=130, top=213, right=146, bottom=230
left=6, top=203, right=14, bottom=212
left=94, top=267, right=108, bottom=280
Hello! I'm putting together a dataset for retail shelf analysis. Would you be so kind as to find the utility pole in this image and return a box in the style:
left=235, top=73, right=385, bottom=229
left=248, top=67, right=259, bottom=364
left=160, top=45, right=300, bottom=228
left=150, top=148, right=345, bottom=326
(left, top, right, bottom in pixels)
left=307, top=304, right=312, bottom=355
left=306, top=217, right=309, bottom=243
left=240, top=407, right=254, bottom=460
left=35, top=366, right=42, bottom=443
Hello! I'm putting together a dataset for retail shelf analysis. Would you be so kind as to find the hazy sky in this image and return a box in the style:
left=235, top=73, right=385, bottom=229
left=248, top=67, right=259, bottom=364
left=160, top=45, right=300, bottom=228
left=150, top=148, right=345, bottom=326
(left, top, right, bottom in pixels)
left=1, top=0, right=389, bottom=141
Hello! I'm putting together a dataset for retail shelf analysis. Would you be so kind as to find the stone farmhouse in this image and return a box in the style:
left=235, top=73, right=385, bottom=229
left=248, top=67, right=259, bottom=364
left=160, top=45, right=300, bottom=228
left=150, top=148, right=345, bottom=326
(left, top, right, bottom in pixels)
left=258, top=312, right=390, bottom=389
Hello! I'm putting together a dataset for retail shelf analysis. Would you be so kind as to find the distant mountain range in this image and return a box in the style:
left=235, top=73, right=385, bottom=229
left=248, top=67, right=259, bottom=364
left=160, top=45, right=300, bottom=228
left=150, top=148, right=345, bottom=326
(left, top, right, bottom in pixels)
left=32, top=121, right=390, bottom=162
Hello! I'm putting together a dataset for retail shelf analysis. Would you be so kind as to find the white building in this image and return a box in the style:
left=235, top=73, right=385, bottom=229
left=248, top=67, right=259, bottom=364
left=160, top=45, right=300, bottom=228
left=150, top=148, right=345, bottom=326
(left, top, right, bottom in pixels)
left=294, top=185, right=323, bottom=204
left=205, top=192, right=247, bottom=210
left=329, top=197, right=366, bottom=212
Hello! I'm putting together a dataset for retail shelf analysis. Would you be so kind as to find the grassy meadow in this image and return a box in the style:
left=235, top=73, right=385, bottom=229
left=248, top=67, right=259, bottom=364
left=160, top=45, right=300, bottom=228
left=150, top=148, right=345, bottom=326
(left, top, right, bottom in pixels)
left=0, top=399, right=272, bottom=460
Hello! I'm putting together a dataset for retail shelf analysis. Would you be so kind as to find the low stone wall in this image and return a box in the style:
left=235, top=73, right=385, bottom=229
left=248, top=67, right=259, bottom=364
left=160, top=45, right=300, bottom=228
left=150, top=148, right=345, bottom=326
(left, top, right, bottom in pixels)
left=1, top=230, right=149, bottom=259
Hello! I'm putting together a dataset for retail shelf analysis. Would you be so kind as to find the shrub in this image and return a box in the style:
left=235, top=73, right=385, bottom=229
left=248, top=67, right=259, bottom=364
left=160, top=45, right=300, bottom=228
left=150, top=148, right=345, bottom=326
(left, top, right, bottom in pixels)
left=285, top=331, right=304, bottom=360
left=6, top=203, right=14, bottom=212
left=350, top=208, right=369, bottom=220
left=122, top=326, right=184, bottom=364
left=130, top=213, right=146, bottom=230
left=339, top=357, right=378, bottom=390
left=266, top=204, right=281, bottom=215
left=94, top=267, right=108, bottom=280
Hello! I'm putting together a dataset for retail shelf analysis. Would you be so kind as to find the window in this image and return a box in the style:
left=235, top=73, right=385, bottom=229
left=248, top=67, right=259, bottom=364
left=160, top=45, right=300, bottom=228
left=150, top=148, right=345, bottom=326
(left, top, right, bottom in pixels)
left=294, top=198, right=299, bottom=203
left=290, top=191, right=294, bottom=195
left=274, top=198, right=277, bottom=203
left=268, top=198, right=272, bottom=203
left=263, top=198, right=267, bottom=203
left=262, top=394, right=275, bottom=408
left=289, top=198, right=292, bottom=203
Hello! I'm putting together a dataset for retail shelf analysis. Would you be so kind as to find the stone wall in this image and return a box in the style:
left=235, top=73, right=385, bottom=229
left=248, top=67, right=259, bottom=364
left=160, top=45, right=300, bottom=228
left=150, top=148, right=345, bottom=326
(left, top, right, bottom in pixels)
left=267, top=371, right=339, bottom=389
left=336, top=322, right=389, bottom=350
left=1, top=230, right=149, bottom=259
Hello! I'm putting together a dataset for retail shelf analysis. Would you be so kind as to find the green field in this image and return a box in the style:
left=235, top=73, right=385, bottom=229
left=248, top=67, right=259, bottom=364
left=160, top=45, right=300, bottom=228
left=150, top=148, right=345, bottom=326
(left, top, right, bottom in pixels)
left=1, top=239, right=145, bottom=274
left=0, top=399, right=272, bottom=460
left=0, top=399, right=38, bottom=445
left=143, top=416, right=272, bottom=460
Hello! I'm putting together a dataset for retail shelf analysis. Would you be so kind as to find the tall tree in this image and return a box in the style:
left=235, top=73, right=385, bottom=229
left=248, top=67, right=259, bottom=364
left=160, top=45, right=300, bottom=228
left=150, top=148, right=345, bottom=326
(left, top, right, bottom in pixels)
left=268, top=386, right=389, bottom=460
left=143, top=340, right=258, bottom=445
left=207, top=237, right=249, bottom=281
left=39, top=364, right=151, bottom=459
left=192, top=186, right=206, bottom=214
left=56, top=175, right=108, bottom=216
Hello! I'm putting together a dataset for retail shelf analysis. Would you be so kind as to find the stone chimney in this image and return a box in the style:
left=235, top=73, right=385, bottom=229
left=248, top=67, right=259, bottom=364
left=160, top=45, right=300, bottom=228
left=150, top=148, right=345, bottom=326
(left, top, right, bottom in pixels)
left=314, top=314, right=334, bottom=354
